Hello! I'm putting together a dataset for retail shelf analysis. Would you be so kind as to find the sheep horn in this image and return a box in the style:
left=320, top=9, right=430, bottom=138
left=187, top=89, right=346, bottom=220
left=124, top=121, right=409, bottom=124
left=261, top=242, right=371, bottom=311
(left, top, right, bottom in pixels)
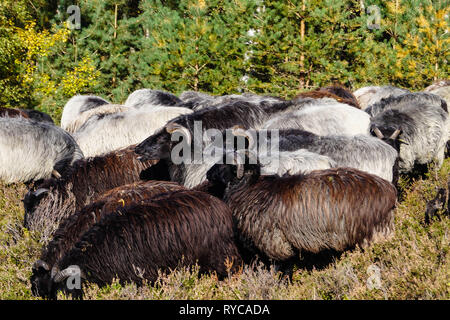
left=389, top=129, right=401, bottom=140
left=52, top=169, right=61, bottom=179
left=50, top=265, right=60, bottom=280
left=372, top=127, right=384, bottom=139
left=231, top=126, right=255, bottom=150
left=32, top=260, right=50, bottom=271
left=33, top=188, right=49, bottom=197
left=53, top=266, right=80, bottom=283
left=166, top=122, right=192, bottom=145
left=236, top=163, right=244, bottom=179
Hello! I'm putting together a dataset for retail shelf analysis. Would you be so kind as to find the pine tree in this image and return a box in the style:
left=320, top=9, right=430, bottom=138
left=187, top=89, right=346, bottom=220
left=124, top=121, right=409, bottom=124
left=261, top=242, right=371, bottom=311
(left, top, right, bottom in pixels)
left=132, top=0, right=259, bottom=95
left=3, top=0, right=447, bottom=120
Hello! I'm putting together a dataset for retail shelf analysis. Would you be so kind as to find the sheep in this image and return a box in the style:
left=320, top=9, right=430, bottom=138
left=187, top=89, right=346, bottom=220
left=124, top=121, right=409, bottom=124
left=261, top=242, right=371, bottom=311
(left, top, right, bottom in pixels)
left=366, top=92, right=449, bottom=173
left=205, top=151, right=397, bottom=265
left=233, top=127, right=398, bottom=183
left=178, top=91, right=285, bottom=111
left=353, top=85, right=410, bottom=110
left=259, top=149, right=337, bottom=176
left=20, top=109, right=54, bottom=124
left=0, top=106, right=30, bottom=118
left=73, top=106, right=193, bottom=157
left=64, top=104, right=130, bottom=134
left=124, top=88, right=183, bottom=109
left=424, top=81, right=450, bottom=122
left=319, top=84, right=360, bottom=108
left=1, top=107, right=54, bottom=124
left=422, top=82, right=450, bottom=157
left=0, top=118, right=84, bottom=184
left=30, top=180, right=185, bottom=298
left=366, top=92, right=448, bottom=115
left=424, top=79, right=450, bottom=94
left=60, top=95, right=110, bottom=131
left=134, top=99, right=296, bottom=187
left=295, top=84, right=360, bottom=109
left=294, top=90, right=359, bottom=109
left=178, top=91, right=217, bottom=110
left=46, top=189, right=242, bottom=299
left=262, top=98, right=371, bottom=136
left=23, top=145, right=160, bottom=240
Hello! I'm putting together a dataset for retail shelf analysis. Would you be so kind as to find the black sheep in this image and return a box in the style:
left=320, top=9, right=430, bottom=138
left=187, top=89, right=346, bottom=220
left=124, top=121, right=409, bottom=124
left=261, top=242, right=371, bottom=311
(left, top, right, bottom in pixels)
left=30, top=180, right=185, bottom=299
left=48, top=190, right=242, bottom=299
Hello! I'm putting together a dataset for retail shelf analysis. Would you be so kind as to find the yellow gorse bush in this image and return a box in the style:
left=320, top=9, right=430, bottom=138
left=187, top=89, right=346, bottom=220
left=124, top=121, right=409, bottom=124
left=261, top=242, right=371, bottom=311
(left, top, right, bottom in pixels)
left=12, top=19, right=100, bottom=122
left=61, top=57, right=100, bottom=96
left=16, top=21, right=70, bottom=84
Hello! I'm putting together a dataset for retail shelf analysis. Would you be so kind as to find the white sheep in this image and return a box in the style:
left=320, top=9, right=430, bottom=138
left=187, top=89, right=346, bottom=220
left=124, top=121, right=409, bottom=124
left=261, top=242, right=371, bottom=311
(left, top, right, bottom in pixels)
left=74, top=107, right=193, bottom=157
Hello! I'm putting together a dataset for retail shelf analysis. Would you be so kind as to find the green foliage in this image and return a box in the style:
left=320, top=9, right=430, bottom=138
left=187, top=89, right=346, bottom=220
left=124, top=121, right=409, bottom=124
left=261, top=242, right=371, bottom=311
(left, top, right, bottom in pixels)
left=0, top=0, right=33, bottom=108
left=0, top=0, right=448, bottom=121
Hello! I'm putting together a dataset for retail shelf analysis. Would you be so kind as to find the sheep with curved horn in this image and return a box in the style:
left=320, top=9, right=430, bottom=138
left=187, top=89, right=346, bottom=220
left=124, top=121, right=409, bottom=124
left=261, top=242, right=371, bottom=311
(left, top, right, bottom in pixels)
left=30, top=180, right=185, bottom=299
left=367, top=92, right=448, bottom=173
left=45, top=190, right=242, bottom=299
left=205, top=150, right=397, bottom=268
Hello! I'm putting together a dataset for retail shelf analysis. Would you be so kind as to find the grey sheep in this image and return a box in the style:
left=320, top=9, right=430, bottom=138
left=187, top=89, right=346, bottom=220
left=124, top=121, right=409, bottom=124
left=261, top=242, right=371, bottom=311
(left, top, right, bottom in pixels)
left=366, top=92, right=449, bottom=173
left=0, top=118, right=84, bottom=184
left=353, top=85, right=410, bottom=110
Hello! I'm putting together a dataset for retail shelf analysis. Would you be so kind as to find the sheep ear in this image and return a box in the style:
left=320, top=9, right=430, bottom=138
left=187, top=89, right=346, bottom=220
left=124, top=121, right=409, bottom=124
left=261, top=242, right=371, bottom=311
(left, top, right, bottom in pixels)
left=389, top=129, right=401, bottom=140
left=165, top=122, right=192, bottom=145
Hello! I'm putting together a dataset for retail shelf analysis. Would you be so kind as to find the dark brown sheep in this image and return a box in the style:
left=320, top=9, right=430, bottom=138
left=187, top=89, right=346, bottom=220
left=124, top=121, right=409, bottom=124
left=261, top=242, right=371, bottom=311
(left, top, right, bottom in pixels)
left=48, top=189, right=242, bottom=299
left=295, top=84, right=360, bottom=109
left=30, top=180, right=185, bottom=298
left=319, top=84, right=360, bottom=107
left=0, top=106, right=30, bottom=118
left=206, top=153, right=397, bottom=263
left=23, top=145, right=161, bottom=240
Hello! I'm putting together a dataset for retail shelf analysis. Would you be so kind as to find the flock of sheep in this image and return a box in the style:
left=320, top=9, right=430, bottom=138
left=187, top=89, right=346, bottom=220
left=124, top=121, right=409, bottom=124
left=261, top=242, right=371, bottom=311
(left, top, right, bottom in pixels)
left=0, top=79, right=449, bottom=299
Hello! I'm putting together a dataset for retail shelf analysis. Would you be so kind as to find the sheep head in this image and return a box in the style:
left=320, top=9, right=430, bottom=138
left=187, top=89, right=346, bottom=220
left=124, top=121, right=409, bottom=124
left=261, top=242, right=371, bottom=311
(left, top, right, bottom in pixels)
left=207, top=148, right=260, bottom=188
left=30, top=259, right=52, bottom=299
left=23, top=187, right=50, bottom=228
left=135, top=121, right=192, bottom=162
left=369, top=109, right=411, bottom=152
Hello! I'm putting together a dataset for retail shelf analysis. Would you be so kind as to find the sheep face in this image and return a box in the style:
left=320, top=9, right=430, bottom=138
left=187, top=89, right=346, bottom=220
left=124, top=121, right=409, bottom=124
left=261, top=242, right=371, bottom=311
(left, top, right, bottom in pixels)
left=207, top=152, right=260, bottom=187
left=23, top=188, right=50, bottom=226
left=369, top=125, right=402, bottom=152
left=369, top=109, right=412, bottom=152
left=30, top=260, right=52, bottom=299
left=135, top=127, right=173, bottom=161
left=135, top=121, right=194, bottom=162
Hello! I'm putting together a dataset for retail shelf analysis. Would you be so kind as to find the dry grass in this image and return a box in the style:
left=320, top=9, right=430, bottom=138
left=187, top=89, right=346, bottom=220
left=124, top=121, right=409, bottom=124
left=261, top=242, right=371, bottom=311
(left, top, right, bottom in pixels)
left=1, top=160, right=449, bottom=300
